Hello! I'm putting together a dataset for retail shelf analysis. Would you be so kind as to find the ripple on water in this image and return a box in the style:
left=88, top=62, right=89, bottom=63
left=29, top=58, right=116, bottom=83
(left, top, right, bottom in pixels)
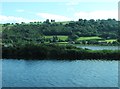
left=2, top=59, right=118, bottom=87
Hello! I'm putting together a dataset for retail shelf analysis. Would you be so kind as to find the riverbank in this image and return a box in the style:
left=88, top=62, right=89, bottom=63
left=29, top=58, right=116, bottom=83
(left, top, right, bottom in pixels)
left=2, top=43, right=120, bottom=60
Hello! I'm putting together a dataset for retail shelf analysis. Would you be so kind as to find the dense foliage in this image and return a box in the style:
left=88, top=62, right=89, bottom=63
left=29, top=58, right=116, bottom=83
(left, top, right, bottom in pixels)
left=2, top=43, right=120, bottom=60
left=2, top=19, right=120, bottom=60
left=2, top=19, right=119, bottom=45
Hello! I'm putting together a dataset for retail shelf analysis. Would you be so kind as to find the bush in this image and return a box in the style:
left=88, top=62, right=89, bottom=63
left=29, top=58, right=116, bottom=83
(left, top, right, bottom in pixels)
left=2, top=43, right=120, bottom=60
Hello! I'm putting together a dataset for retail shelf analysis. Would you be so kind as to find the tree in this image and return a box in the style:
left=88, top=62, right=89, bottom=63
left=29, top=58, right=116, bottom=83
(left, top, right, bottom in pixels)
left=51, top=20, right=55, bottom=22
left=68, top=34, right=79, bottom=41
left=44, top=19, right=50, bottom=24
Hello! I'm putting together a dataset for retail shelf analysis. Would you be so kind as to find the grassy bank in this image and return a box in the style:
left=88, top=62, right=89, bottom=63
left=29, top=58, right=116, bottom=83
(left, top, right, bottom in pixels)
left=76, top=36, right=102, bottom=41
left=45, top=35, right=68, bottom=41
left=2, top=43, right=120, bottom=60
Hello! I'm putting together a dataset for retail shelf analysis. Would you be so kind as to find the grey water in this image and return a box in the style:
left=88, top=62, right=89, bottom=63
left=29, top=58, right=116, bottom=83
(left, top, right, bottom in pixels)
left=2, top=59, right=118, bottom=87
left=76, top=45, right=119, bottom=50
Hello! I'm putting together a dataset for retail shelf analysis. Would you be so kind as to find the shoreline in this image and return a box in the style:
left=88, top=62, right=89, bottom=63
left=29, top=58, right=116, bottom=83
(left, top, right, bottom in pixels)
left=2, top=43, right=120, bottom=60
left=2, top=58, right=119, bottom=61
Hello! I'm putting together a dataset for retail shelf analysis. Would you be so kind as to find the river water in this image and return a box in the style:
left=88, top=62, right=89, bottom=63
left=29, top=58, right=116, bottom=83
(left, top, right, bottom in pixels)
left=2, top=59, right=118, bottom=87
left=75, top=45, right=119, bottom=50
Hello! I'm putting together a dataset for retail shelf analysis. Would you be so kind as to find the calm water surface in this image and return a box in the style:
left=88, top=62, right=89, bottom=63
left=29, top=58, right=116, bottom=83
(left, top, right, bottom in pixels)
left=2, top=59, right=118, bottom=87
left=75, top=45, right=119, bottom=50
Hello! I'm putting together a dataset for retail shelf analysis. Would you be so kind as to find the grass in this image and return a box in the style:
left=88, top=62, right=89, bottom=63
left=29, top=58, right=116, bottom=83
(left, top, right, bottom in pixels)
left=57, top=42, right=68, bottom=44
left=45, top=36, right=53, bottom=39
left=45, top=36, right=117, bottom=44
left=105, top=39, right=117, bottom=43
left=45, top=35, right=68, bottom=41
left=98, top=39, right=117, bottom=43
left=76, top=36, right=102, bottom=41
left=55, top=21, right=70, bottom=25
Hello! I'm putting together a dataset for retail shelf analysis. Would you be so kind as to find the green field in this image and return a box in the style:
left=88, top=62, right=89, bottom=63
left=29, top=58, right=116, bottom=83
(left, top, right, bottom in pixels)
left=45, top=36, right=117, bottom=43
left=57, top=42, right=68, bottom=44
left=76, top=36, right=102, bottom=41
left=45, top=35, right=68, bottom=41
left=54, top=21, right=70, bottom=25
left=99, top=39, right=117, bottom=43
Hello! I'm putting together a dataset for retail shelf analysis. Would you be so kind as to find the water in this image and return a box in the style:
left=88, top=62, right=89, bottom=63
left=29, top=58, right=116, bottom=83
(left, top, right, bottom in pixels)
left=2, top=59, right=118, bottom=87
left=75, top=45, right=119, bottom=50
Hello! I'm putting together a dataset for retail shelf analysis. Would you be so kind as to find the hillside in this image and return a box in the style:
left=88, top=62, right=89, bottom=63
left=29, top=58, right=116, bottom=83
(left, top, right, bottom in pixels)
left=2, top=19, right=119, bottom=46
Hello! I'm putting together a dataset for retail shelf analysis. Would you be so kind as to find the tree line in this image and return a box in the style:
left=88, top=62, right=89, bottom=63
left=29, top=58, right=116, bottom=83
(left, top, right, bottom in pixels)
left=2, top=19, right=119, bottom=45
left=2, top=43, right=120, bottom=60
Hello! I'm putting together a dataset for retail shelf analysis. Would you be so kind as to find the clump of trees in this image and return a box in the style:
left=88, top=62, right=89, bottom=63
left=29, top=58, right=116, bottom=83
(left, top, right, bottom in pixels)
left=2, top=43, right=120, bottom=60
left=1, top=19, right=120, bottom=60
left=2, top=19, right=119, bottom=45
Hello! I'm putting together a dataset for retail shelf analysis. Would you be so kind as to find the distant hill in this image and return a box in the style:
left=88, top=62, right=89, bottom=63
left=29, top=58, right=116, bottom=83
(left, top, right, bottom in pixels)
left=2, top=19, right=119, bottom=45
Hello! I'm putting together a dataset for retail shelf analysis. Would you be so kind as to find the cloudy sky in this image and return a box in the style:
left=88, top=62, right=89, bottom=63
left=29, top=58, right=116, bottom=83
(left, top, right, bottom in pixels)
left=0, top=0, right=119, bottom=23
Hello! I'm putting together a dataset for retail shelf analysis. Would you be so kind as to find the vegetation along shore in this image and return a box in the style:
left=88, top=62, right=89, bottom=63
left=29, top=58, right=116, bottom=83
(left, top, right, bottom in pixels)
left=2, top=43, right=120, bottom=60
left=1, top=19, right=120, bottom=60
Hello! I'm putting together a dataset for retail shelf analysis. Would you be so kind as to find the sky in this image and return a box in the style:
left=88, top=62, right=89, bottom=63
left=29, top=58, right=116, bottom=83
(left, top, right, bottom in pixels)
left=0, top=0, right=119, bottom=23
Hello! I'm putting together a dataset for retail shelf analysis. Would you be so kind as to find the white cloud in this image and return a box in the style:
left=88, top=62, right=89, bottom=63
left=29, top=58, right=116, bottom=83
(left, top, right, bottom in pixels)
left=0, top=15, right=39, bottom=23
left=74, top=10, right=118, bottom=20
left=16, top=9, right=25, bottom=12
left=37, top=13, right=71, bottom=21
left=0, top=10, right=118, bottom=24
